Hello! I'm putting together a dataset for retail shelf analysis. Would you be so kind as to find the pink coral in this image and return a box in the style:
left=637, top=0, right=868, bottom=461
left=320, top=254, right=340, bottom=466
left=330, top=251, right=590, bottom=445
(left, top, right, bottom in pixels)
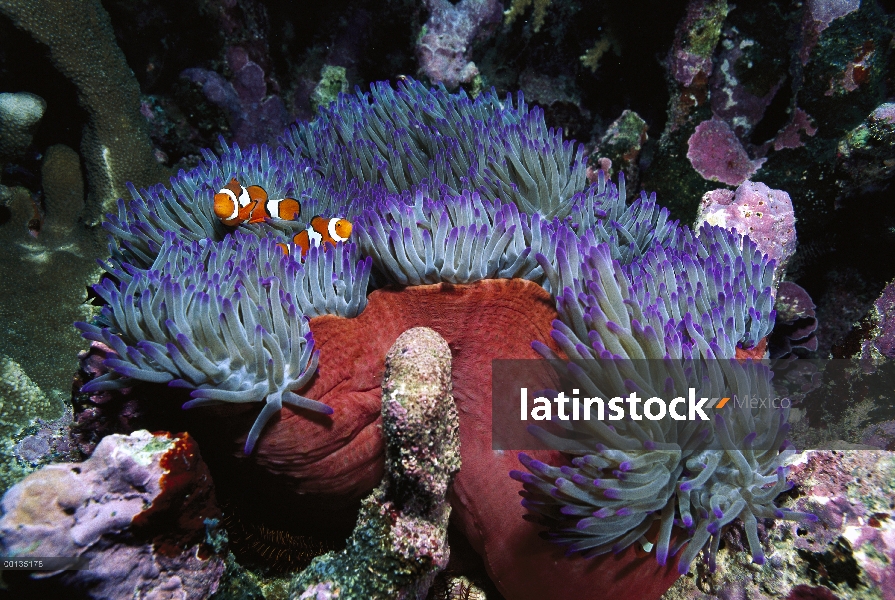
left=687, top=119, right=766, bottom=185
left=773, top=109, right=818, bottom=151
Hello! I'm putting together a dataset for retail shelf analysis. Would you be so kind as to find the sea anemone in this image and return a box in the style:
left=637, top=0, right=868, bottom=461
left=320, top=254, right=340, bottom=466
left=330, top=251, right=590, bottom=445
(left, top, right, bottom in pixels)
left=511, top=225, right=815, bottom=573
left=77, top=78, right=807, bottom=583
left=77, top=231, right=371, bottom=453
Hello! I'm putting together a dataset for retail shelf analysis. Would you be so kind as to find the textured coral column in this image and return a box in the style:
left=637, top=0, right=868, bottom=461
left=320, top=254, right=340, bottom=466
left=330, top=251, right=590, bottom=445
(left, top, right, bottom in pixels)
left=290, top=327, right=460, bottom=600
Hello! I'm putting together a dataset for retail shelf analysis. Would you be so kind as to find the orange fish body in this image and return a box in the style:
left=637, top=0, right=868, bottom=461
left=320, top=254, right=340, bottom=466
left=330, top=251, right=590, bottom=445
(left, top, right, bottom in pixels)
left=213, top=178, right=301, bottom=226
left=277, top=216, right=353, bottom=258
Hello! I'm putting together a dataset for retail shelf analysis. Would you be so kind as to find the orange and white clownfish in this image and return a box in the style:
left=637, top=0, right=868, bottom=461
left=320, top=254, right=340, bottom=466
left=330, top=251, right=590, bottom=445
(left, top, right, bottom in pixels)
left=213, top=178, right=301, bottom=226
left=277, top=216, right=352, bottom=258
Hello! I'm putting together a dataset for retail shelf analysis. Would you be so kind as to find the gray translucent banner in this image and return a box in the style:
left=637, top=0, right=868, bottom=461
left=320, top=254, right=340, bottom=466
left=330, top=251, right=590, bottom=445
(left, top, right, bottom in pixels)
left=0, top=556, right=91, bottom=571
left=491, top=358, right=895, bottom=451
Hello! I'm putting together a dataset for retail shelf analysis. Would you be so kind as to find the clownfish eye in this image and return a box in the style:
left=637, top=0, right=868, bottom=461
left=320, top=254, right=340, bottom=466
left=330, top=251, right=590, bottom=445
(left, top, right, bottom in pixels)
left=335, top=219, right=352, bottom=238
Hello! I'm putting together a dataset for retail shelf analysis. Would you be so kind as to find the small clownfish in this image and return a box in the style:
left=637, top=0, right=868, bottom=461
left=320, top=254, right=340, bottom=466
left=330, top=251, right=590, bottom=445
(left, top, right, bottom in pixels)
left=277, top=216, right=353, bottom=258
left=213, top=178, right=301, bottom=226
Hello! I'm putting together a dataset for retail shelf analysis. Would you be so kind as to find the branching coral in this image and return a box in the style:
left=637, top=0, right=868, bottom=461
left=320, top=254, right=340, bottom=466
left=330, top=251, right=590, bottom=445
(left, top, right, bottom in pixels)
left=78, top=78, right=805, bottom=592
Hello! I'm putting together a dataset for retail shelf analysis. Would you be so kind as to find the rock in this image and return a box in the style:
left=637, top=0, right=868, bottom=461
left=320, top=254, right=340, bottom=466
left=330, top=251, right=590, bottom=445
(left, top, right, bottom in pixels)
left=0, top=430, right=224, bottom=599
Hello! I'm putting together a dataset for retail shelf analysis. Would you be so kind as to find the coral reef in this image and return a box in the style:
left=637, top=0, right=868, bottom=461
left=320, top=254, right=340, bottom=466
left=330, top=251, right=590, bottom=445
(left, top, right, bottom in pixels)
left=0, top=146, right=105, bottom=424
left=73, top=78, right=797, bottom=600
left=0, top=353, right=64, bottom=494
left=588, top=109, right=648, bottom=194
left=686, top=118, right=765, bottom=186
left=662, top=450, right=895, bottom=600
left=668, top=0, right=728, bottom=90
left=181, top=47, right=290, bottom=149
left=503, top=0, right=553, bottom=33
left=769, top=282, right=819, bottom=359
left=416, top=0, right=502, bottom=89
left=0, top=0, right=172, bottom=448
left=696, top=181, right=797, bottom=282
left=291, top=327, right=459, bottom=599
left=645, top=0, right=892, bottom=243
left=864, top=280, right=895, bottom=361
left=12, top=410, right=80, bottom=468
left=0, top=0, right=892, bottom=594
left=0, top=0, right=168, bottom=223
left=0, top=430, right=224, bottom=599
left=0, top=91, right=45, bottom=159
left=836, top=102, right=895, bottom=197
left=311, top=65, right=350, bottom=112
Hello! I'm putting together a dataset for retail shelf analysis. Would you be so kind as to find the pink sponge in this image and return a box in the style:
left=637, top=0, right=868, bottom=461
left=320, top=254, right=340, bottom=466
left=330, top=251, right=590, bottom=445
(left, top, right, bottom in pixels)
left=687, top=118, right=766, bottom=185
left=696, top=180, right=797, bottom=279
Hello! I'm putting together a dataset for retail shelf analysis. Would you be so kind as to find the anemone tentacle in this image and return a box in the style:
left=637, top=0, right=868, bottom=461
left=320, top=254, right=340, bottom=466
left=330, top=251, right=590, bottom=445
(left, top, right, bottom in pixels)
left=80, top=77, right=804, bottom=575
left=282, top=78, right=588, bottom=219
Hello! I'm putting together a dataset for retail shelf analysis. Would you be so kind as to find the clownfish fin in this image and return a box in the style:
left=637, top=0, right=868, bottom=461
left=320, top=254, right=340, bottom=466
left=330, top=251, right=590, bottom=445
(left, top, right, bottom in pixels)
left=292, top=229, right=313, bottom=258
left=276, top=242, right=290, bottom=256
left=224, top=178, right=242, bottom=195
left=236, top=201, right=257, bottom=224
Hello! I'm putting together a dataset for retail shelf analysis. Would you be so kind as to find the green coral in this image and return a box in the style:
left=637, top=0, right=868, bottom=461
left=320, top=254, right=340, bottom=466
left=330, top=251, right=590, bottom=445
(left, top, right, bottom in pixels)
left=683, top=0, right=729, bottom=59
left=0, top=92, right=45, bottom=159
left=0, top=145, right=103, bottom=405
left=503, top=0, right=552, bottom=33
left=0, top=353, right=63, bottom=494
left=311, top=65, right=350, bottom=112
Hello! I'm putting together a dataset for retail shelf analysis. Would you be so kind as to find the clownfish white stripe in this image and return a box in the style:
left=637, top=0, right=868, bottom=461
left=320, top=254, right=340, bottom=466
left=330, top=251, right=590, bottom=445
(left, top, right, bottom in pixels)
left=266, top=199, right=281, bottom=215
left=238, top=187, right=251, bottom=207
left=308, top=227, right=323, bottom=246
left=327, top=218, right=340, bottom=241
left=221, top=188, right=239, bottom=220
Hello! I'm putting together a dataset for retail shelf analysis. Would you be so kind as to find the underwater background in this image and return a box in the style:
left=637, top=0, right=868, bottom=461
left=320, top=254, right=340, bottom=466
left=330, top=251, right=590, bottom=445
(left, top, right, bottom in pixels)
left=0, top=0, right=894, bottom=598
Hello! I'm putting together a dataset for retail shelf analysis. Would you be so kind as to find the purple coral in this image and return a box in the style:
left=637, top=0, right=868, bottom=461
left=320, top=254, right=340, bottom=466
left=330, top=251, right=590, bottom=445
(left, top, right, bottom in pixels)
left=181, top=47, right=287, bottom=147
left=0, top=430, right=223, bottom=600
left=772, top=108, right=818, bottom=152
left=416, top=0, right=502, bottom=89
